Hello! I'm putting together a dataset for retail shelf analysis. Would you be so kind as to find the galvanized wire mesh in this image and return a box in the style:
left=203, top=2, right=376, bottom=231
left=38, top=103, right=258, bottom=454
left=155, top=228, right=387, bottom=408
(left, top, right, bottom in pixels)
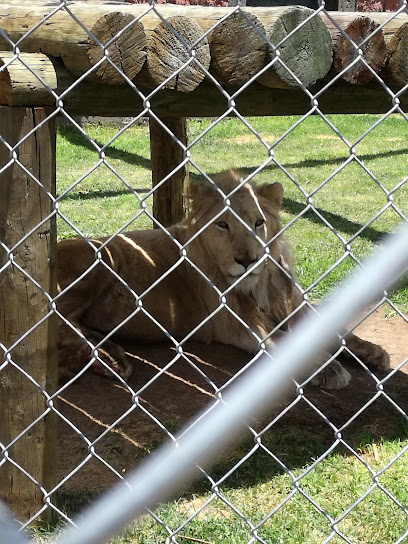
left=1, top=1, right=408, bottom=542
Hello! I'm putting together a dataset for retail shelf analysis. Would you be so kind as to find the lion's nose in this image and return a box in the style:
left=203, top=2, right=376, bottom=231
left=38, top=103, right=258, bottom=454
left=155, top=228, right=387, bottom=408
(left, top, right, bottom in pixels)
left=235, top=254, right=258, bottom=270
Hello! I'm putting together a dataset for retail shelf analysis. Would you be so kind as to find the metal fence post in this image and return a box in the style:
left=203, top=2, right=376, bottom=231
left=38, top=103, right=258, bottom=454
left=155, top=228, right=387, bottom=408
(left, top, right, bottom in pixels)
left=0, top=106, right=57, bottom=523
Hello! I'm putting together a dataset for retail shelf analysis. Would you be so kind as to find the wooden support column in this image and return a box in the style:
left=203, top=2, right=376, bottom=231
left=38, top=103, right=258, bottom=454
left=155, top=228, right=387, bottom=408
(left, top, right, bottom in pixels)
left=0, top=106, right=57, bottom=523
left=149, top=117, right=189, bottom=228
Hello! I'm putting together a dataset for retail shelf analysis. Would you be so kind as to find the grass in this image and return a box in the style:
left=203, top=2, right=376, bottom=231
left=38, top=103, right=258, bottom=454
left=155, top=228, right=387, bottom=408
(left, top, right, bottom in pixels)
left=109, top=423, right=408, bottom=543
left=50, top=113, right=408, bottom=543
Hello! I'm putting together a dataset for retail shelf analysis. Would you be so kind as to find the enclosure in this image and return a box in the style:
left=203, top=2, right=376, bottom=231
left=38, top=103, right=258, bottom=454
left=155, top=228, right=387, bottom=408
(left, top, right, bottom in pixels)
left=1, top=0, right=408, bottom=542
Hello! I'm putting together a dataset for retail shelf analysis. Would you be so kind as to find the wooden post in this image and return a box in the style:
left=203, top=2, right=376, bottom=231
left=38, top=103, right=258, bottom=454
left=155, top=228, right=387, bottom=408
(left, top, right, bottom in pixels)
left=0, top=106, right=57, bottom=523
left=149, top=117, right=189, bottom=228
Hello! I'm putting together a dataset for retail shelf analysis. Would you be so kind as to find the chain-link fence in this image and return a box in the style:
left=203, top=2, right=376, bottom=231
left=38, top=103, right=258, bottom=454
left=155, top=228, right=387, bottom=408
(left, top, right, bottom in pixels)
left=1, top=1, right=408, bottom=542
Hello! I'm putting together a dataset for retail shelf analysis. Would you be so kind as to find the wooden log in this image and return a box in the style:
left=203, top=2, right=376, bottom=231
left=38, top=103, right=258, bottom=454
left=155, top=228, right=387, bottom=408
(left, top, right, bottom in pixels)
left=85, top=12, right=146, bottom=85
left=209, top=11, right=267, bottom=86
left=0, top=3, right=315, bottom=39
left=1, top=2, right=408, bottom=44
left=0, top=7, right=146, bottom=84
left=322, top=11, right=408, bottom=47
left=3, top=2, right=408, bottom=88
left=0, top=52, right=56, bottom=106
left=67, top=79, right=408, bottom=117
left=322, top=12, right=408, bottom=85
left=1, top=56, right=406, bottom=117
left=258, top=7, right=333, bottom=88
left=1, top=55, right=405, bottom=116
left=332, top=16, right=387, bottom=84
left=387, top=22, right=408, bottom=86
left=141, top=16, right=210, bottom=93
left=150, top=117, right=189, bottom=227
left=0, top=106, right=57, bottom=523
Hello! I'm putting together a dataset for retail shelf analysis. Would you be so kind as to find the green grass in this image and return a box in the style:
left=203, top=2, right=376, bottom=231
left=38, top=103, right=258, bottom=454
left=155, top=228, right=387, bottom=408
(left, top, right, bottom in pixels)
left=56, top=121, right=153, bottom=239
left=108, top=424, right=408, bottom=544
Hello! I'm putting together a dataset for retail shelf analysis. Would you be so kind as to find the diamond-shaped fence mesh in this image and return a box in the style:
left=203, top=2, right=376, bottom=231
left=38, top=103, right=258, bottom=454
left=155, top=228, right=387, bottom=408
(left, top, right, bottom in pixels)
left=1, top=0, right=408, bottom=542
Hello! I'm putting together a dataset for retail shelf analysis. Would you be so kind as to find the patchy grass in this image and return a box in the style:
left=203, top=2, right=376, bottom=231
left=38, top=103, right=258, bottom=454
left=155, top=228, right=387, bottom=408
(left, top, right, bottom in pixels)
left=30, top=422, right=408, bottom=543
left=107, top=424, right=408, bottom=543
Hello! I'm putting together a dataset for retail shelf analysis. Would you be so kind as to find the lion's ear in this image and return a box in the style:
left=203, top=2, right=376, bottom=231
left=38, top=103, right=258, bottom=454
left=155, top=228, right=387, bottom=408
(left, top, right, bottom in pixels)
left=256, top=182, right=284, bottom=209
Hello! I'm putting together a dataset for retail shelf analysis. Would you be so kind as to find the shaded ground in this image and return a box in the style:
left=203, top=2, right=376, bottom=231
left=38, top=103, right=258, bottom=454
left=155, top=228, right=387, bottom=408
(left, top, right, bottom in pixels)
left=56, top=309, right=408, bottom=504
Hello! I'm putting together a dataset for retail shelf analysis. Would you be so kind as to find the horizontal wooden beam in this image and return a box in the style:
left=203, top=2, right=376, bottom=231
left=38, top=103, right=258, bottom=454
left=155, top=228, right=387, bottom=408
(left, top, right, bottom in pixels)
left=32, top=58, right=408, bottom=117
left=0, top=53, right=403, bottom=116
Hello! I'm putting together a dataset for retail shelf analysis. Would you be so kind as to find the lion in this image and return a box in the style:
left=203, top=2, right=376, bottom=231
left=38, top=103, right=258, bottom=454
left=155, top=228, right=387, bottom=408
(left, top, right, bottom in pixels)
left=57, top=170, right=390, bottom=388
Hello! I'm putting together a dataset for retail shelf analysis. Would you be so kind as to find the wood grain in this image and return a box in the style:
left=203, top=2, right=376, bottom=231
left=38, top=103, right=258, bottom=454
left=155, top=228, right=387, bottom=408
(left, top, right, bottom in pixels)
left=259, top=6, right=333, bottom=88
left=0, top=52, right=56, bottom=106
left=150, top=117, right=189, bottom=227
left=145, top=16, right=210, bottom=92
left=209, top=11, right=267, bottom=86
left=0, top=106, right=57, bottom=523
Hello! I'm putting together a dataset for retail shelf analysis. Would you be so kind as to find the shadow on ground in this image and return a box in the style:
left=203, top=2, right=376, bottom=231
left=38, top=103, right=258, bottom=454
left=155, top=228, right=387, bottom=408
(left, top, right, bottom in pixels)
left=56, top=309, right=408, bottom=509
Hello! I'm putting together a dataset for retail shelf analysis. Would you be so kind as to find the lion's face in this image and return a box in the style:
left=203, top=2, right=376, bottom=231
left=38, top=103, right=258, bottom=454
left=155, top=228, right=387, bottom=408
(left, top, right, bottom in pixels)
left=188, top=172, right=284, bottom=290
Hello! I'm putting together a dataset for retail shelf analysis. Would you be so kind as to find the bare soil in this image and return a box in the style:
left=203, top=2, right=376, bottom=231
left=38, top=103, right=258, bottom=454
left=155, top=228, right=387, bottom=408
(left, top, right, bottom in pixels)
left=56, top=308, right=408, bottom=501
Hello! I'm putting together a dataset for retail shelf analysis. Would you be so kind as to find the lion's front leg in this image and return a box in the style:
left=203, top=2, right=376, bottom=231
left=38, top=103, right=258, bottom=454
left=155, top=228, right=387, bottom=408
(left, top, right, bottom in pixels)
left=58, top=322, right=132, bottom=382
left=264, top=331, right=352, bottom=390
left=342, top=332, right=390, bottom=373
left=306, top=331, right=389, bottom=390
left=309, top=359, right=351, bottom=390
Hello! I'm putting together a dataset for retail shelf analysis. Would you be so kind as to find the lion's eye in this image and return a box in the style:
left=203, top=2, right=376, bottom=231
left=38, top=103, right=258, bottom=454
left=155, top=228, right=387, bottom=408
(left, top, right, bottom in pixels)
left=216, top=221, right=229, bottom=230
left=255, top=218, right=265, bottom=229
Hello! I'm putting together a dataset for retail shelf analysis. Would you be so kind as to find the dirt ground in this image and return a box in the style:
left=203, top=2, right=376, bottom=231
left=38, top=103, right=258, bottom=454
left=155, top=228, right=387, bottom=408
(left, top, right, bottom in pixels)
left=56, top=308, right=408, bottom=500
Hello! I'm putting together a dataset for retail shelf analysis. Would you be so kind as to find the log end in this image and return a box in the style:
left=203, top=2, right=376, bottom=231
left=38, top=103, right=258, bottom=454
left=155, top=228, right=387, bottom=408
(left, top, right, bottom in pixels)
left=333, top=16, right=387, bottom=85
left=260, top=6, right=333, bottom=89
left=209, top=11, right=267, bottom=86
left=388, top=21, right=408, bottom=87
left=147, top=15, right=210, bottom=93
left=87, top=12, right=147, bottom=85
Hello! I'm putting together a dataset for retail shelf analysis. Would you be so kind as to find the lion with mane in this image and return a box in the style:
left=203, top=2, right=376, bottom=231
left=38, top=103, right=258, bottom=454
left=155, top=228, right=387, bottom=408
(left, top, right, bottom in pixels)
left=57, top=170, right=390, bottom=388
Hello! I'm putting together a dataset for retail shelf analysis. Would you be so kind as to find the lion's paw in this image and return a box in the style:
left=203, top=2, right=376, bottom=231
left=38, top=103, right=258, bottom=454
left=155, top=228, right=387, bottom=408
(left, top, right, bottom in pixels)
left=310, top=361, right=351, bottom=390
left=91, top=343, right=132, bottom=381
left=362, top=343, right=390, bottom=372
left=347, top=337, right=391, bottom=373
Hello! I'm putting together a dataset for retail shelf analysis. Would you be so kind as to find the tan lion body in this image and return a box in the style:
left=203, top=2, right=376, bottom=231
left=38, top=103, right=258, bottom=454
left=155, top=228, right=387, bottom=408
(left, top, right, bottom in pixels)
left=57, top=170, right=390, bottom=386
